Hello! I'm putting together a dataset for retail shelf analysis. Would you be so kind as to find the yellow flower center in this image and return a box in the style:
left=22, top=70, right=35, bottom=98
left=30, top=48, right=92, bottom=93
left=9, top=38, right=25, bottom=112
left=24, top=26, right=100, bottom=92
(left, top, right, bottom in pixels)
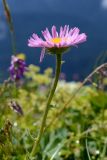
left=51, top=37, right=62, bottom=44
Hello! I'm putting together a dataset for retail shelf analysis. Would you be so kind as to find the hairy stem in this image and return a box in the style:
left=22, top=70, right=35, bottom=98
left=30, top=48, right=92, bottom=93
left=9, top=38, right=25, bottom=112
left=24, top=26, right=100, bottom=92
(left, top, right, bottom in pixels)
left=30, top=53, right=62, bottom=158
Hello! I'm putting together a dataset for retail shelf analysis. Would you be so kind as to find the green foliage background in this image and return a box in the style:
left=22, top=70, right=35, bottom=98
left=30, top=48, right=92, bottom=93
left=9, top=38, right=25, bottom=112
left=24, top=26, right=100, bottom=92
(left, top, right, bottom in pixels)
left=0, top=65, right=107, bottom=160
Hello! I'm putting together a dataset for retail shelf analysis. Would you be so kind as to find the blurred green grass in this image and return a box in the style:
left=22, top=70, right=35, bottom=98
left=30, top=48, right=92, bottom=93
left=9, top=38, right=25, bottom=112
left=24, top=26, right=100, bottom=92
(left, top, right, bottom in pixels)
left=0, top=64, right=107, bottom=160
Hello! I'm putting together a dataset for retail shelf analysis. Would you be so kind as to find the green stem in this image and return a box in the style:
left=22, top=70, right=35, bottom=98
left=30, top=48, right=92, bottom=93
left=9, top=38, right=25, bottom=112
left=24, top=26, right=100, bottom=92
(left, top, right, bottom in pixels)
left=30, top=53, right=62, bottom=158
left=10, top=28, right=17, bottom=55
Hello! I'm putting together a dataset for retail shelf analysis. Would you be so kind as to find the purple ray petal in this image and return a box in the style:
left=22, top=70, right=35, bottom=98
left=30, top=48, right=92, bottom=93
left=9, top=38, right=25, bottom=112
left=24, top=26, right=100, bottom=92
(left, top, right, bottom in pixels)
left=40, top=48, right=45, bottom=63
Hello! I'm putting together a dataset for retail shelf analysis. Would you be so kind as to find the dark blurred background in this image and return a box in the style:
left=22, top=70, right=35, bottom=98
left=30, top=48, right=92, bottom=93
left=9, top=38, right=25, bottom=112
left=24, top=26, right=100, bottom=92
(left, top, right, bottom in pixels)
left=0, top=0, right=107, bottom=81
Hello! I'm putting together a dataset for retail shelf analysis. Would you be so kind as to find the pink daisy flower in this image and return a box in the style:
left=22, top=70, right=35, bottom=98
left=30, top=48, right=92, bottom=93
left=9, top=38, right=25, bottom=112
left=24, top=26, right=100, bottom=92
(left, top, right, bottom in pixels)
left=28, top=25, right=87, bottom=62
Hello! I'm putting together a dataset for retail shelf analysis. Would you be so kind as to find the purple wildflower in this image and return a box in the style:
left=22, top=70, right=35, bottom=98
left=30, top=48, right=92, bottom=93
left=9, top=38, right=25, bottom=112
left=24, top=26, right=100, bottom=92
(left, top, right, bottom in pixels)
left=9, top=100, right=23, bottom=116
left=28, top=25, right=87, bottom=62
left=9, top=55, right=26, bottom=81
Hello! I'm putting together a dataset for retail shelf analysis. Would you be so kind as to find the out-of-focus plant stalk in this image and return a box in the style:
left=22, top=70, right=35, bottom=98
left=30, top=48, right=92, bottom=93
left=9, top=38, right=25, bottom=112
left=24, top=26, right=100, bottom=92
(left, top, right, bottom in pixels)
left=2, top=0, right=17, bottom=54
left=47, top=63, right=107, bottom=128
